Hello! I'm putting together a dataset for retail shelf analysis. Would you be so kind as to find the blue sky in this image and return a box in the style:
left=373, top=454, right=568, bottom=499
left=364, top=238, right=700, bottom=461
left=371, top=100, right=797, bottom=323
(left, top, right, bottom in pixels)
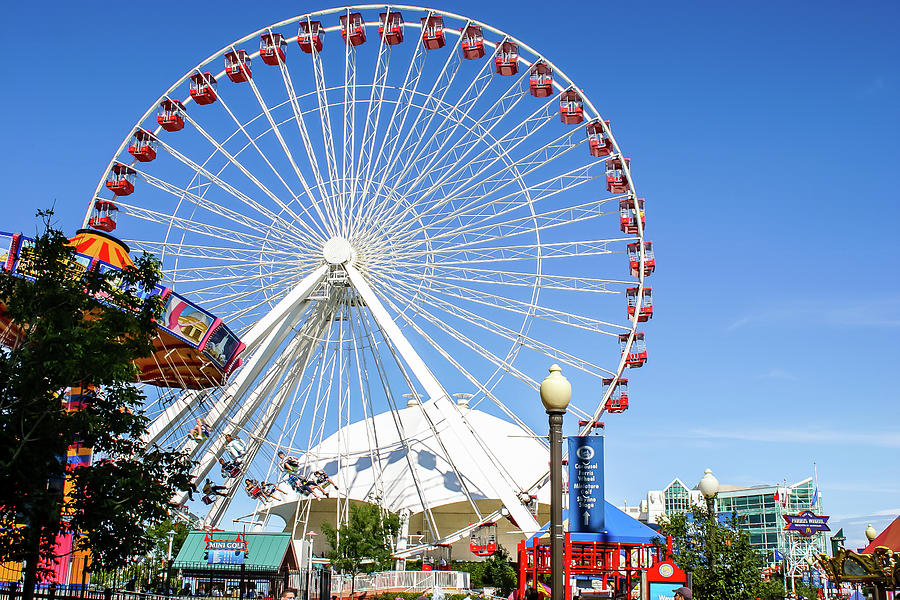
left=2, top=1, right=898, bottom=551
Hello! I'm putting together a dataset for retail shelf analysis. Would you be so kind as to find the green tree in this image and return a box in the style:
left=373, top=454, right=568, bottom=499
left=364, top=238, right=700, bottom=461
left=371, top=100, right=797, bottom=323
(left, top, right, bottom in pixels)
left=321, top=502, right=401, bottom=594
left=655, top=506, right=765, bottom=600
left=478, top=545, right=518, bottom=596
left=0, top=213, right=194, bottom=600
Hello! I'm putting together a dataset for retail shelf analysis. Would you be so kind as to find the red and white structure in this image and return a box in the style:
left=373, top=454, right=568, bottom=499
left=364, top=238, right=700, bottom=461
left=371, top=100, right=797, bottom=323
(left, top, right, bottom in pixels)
left=83, top=5, right=652, bottom=554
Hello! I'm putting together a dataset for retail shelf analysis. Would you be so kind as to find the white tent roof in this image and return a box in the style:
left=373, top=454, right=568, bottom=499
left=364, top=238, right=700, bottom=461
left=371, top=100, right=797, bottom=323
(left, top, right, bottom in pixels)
left=271, top=401, right=551, bottom=514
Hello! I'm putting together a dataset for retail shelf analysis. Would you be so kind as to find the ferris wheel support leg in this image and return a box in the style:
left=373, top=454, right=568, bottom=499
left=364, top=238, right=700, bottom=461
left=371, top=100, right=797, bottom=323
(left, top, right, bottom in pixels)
left=143, top=265, right=329, bottom=448
left=345, top=265, right=541, bottom=535
left=204, top=304, right=334, bottom=527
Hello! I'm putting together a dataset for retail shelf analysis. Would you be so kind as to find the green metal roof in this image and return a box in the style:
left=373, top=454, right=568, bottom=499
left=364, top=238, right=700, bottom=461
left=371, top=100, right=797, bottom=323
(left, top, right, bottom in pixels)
left=173, top=531, right=294, bottom=572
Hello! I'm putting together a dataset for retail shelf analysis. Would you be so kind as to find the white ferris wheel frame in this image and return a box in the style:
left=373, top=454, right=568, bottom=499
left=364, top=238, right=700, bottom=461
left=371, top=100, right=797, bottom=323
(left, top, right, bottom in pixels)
left=87, top=4, right=651, bottom=545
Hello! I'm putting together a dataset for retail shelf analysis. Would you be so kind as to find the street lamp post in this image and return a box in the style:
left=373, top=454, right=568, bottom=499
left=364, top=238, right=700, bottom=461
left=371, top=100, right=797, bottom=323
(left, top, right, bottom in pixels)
left=698, top=468, right=719, bottom=582
left=540, top=364, right=571, bottom=600
left=165, top=529, right=177, bottom=596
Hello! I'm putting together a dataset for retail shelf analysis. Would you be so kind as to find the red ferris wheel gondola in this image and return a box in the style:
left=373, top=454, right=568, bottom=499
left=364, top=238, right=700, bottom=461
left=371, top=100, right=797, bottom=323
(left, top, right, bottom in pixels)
left=298, top=21, right=324, bottom=53
left=379, top=12, right=404, bottom=45
left=494, top=41, right=519, bottom=75
left=461, top=24, right=485, bottom=59
left=189, top=72, right=217, bottom=105
left=224, top=50, right=252, bottom=83
left=625, top=287, right=653, bottom=322
left=618, top=333, right=647, bottom=368
left=420, top=15, right=445, bottom=49
left=157, top=99, right=185, bottom=132
left=340, top=12, right=367, bottom=46
left=560, top=89, right=584, bottom=124
left=128, top=129, right=157, bottom=163
left=602, top=378, right=629, bottom=413
left=260, top=32, right=287, bottom=65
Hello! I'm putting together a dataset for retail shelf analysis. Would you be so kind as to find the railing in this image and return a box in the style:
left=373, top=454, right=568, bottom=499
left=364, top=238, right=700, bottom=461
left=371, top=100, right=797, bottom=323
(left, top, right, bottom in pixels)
left=330, top=571, right=470, bottom=594
left=0, top=590, right=192, bottom=600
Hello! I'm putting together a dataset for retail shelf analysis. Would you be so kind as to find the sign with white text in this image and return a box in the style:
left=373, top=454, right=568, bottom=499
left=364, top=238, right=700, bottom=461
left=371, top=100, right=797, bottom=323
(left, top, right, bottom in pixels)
left=568, top=435, right=605, bottom=532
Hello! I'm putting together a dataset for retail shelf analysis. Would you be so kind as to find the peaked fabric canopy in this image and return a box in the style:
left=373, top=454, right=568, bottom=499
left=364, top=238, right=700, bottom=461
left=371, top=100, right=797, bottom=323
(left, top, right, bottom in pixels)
left=525, top=502, right=660, bottom=546
left=862, top=516, right=900, bottom=553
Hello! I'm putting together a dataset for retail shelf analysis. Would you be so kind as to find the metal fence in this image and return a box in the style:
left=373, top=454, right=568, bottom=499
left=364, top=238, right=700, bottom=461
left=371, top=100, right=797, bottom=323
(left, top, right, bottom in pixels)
left=330, top=570, right=470, bottom=594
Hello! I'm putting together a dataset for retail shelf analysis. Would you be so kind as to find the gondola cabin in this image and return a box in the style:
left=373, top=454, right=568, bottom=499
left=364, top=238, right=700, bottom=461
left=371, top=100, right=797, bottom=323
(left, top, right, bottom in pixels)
left=461, top=24, right=485, bottom=59
left=379, top=12, right=404, bottom=45
left=470, top=523, right=498, bottom=556
left=298, top=21, right=323, bottom=53
left=606, top=157, right=630, bottom=193
left=105, top=164, right=136, bottom=197
left=619, top=198, right=645, bottom=234
left=420, top=15, right=445, bottom=49
left=128, top=129, right=157, bottom=162
left=88, top=200, right=118, bottom=233
left=586, top=119, right=613, bottom=157
left=494, top=41, right=518, bottom=75
left=189, top=72, right=217, bottom=105
left=340, top=12, right=366, bottom=46
left=157, top=99, right=185, bottom=132
left=529, top=62, right=553, bottom=97
left=626, top=241, right=655, bottom=277
left=225, top=50, right=251, bottom=83
left=260, top=33, right=287, bottom=65
left=618, top=332, right=647, bottom=368
left=625, top=287, right=653, bottom=322
left=422, top=543, right=451, bottom=571
left=602, top=378, right=629, bottom=413
left=560, top=89, right=584, bottom=125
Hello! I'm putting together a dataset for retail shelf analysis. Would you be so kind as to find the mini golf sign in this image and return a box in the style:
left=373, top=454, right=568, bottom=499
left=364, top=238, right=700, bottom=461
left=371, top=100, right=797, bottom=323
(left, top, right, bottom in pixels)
left=783, top=511, right=830, bottom=537
left=205, top=533, right=249, bottom=565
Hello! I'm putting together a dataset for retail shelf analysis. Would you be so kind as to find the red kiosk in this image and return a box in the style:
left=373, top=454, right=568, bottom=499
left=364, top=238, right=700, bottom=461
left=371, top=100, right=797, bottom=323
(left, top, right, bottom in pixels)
left=517, top=503, right=673, bottom=600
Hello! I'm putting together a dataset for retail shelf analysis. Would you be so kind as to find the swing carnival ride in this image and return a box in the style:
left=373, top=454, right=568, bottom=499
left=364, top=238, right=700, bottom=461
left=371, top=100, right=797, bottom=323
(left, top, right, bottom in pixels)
left=85, top=5, right=652, bottom=559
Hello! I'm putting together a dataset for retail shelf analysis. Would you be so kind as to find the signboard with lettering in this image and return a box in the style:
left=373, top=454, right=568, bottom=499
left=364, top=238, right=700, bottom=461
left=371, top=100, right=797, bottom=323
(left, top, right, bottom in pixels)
left=204, top=533, right=248, bottom=565
left=783, top=510, right=830, bottom=537
left=568, top=435, right=605, bottom=533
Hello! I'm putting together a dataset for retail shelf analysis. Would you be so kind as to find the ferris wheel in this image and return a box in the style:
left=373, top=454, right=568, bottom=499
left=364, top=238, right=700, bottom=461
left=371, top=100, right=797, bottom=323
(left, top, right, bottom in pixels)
left=84, top=5, right=653, bottom=545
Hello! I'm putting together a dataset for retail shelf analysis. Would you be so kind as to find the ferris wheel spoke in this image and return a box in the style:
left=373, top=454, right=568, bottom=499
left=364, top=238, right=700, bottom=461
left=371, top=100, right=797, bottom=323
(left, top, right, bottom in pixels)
left=397, top=98, right=566, bottom=222
left=390, top=197, right=620, bottom=260
left=393, top=53, right=531, bottom=203
left=363, top=20, right=457, bottom=224
left=384, top=28, right=495, bottom=195
left=349, top=30, right=393, bottom=238
left=399, top=238, right=625, bottom=267
left=152, top=127, right=322, bottom=243
left=307, top=40, right=343, bottom=227
left=389, top=278, right=617, bottom=379
left=405, top=265, right=631, bottom=293
left=274, top=42, right=335, bottom=224
left=113, top=200, right=291, bottom=251
left=376, top=289, right=543, bottom=444
left=415, top=278, right=630, bottom=337
left=199, top=88, right=314, bottom=225
left=353, top=310, right=443, bottom=536
left=391, top=164, right=614, bottom=247
left=130, top=241, right=295, bottom=265
left=238, top=45, right=335, bottom=238
left=355, top=22, right=428, bottom=220
left=128, top=166, right=313, bottom=249
left=173, top=106, right=323, bottom=242
left=163, top=261, right=309, bottom=287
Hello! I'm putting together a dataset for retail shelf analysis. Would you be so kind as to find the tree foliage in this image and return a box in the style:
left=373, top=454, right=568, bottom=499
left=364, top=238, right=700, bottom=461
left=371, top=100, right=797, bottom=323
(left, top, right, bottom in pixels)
left=321, top=502, right=401, bottom=585
left=655, top=505, right=765, bottom=600
left=453, top=546, right=518, bottom=595
left=0, top=213, right=194, bottom=595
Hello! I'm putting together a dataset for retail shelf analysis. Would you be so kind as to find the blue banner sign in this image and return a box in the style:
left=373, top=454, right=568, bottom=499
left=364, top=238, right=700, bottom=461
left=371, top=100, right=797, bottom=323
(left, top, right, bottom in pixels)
left=568, top=435, right=605, bottom=533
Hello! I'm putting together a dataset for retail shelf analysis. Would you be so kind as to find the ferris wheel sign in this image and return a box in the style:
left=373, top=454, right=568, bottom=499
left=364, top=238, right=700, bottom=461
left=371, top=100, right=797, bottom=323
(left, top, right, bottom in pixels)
left=783, top=511, right=830, bottom=537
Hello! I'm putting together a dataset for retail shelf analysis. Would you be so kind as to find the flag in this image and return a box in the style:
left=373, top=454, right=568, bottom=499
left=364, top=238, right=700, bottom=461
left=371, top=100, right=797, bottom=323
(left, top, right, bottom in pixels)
left=774, top=549, right=785, bottom=562
left=773, top=490, right=780, bottom=501
left=812, top=487, right=819, bottom=505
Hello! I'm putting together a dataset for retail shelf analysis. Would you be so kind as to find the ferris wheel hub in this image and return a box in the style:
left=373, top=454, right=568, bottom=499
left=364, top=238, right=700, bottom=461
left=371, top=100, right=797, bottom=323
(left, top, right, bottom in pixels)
left=323, top=236, right=353, bottom=265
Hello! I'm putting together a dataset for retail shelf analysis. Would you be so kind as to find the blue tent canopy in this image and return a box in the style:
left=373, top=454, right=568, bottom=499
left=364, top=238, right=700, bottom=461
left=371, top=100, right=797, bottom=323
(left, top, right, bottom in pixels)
left=525, top=502, right=661, bottom=547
